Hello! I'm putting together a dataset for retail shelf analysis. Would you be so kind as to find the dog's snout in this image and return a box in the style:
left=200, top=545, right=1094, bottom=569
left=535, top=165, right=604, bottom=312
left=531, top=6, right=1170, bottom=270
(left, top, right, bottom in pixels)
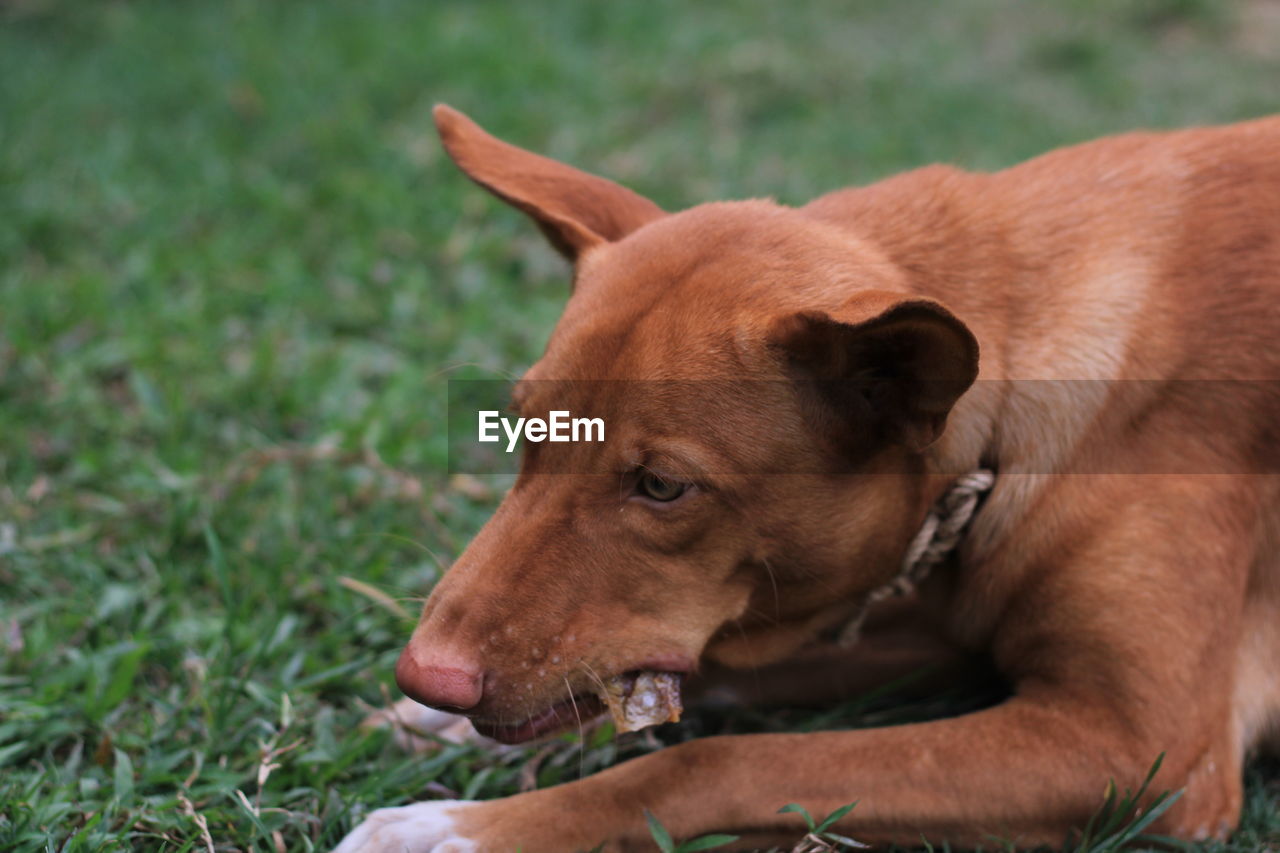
left=394, top=645, right=484, bottom=711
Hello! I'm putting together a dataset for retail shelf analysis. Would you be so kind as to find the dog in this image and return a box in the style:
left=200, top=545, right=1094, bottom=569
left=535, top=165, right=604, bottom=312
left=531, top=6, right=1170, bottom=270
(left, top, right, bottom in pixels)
left=335, top=107, right=1280, bottom=851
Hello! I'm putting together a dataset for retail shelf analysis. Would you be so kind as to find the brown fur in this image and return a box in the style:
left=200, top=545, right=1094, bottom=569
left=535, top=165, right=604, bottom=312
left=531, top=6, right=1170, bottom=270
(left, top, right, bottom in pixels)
left=391, top=108, right=1280, bottom=849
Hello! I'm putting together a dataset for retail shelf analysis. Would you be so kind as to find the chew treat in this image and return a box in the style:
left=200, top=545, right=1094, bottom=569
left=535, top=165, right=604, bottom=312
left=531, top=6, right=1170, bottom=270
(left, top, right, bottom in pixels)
left=598, top=671, right=683, bottom=732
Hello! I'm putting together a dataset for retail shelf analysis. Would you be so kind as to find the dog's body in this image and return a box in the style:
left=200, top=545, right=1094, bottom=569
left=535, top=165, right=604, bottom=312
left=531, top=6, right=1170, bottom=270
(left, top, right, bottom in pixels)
left=337, top=111, right=1280, bottom=851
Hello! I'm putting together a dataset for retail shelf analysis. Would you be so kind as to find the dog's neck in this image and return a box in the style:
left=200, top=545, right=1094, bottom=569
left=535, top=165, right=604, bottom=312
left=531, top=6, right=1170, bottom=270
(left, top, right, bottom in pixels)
left=837, top=468, right=996, bottom=646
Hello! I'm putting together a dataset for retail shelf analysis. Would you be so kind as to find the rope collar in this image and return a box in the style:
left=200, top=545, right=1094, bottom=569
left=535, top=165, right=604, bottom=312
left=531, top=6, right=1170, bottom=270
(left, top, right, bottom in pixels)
left=837, top=469, right=996, bottom=647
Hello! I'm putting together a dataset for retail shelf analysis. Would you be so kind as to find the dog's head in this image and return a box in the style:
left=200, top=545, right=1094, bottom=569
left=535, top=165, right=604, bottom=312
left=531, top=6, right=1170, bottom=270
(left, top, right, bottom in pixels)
left=398, top=107, right=978, bottom=742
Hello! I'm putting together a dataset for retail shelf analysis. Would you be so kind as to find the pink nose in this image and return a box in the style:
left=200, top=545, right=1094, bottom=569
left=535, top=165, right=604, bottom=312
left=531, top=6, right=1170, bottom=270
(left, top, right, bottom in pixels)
left=394, top=646, right=484, bottom=711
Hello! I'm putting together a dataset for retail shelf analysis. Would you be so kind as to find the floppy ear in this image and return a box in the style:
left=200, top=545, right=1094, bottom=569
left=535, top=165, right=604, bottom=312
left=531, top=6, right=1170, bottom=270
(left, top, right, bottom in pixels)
left=769, top=290, right=979, bottom=452
left=433, top=105, right=665, bottom=261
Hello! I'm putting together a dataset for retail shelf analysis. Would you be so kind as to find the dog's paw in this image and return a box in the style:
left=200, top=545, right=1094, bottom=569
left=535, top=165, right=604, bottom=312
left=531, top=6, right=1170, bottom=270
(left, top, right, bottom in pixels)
left=362, top=697, right=501, bottom=754
left=333, top=800, right=479, bottom=853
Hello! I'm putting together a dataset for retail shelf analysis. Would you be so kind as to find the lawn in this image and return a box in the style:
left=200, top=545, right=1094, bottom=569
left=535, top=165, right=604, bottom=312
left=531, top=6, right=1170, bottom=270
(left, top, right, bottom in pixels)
left=2, top=0, right=1279, bottom=849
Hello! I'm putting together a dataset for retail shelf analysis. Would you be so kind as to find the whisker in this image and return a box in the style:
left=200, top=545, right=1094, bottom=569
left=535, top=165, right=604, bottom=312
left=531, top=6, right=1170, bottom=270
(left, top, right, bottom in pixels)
left=429, top=361, right=522, bottom=383
left=578, top=660, right=626, bottom=749
left=577, top=659, right=609, bottom=699
left=760, top=555, right=781, bottom=620
left=563, top=675, right=587, bottom=781
left=351, top=531, right=453, bottom=577
left=739, top=605, right=781, bottom=625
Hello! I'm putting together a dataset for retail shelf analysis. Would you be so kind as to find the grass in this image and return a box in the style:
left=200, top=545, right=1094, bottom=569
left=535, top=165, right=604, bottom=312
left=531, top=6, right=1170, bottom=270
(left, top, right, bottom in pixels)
left=1, top=0, right=1278, bottom=849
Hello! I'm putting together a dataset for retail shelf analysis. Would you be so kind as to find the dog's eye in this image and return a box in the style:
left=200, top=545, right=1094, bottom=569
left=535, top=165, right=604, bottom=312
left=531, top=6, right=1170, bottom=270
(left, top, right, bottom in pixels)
left=637, top=471, right=686, bottom=502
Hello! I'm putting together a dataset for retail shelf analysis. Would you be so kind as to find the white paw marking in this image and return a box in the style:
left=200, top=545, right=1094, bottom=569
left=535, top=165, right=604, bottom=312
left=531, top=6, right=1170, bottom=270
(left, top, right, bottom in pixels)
left=362, top=698, right=503, bottom=754
left=333, top=800, right=479, bottom=853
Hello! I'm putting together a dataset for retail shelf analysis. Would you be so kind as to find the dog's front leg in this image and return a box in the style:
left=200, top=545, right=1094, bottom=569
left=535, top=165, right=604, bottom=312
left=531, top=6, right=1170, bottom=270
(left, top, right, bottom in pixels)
left=333, top=690, right=1206, bottom=852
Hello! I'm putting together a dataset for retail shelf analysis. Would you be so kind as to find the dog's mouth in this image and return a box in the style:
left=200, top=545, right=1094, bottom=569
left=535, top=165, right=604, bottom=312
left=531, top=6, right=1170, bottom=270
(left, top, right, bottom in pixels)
left=470, top=670, right=684, bottom=745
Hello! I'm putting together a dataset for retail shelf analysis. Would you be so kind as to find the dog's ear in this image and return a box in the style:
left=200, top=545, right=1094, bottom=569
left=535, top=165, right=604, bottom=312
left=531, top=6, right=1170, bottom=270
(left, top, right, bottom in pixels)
left=433, top=105, right=664, bottom=261
left=769, top=290, right=978, bottom=451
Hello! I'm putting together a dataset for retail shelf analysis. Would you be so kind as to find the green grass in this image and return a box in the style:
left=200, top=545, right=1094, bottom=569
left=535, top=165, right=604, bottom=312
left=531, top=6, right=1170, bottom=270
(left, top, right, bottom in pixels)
left=2, top=0, right=1278, bottom=849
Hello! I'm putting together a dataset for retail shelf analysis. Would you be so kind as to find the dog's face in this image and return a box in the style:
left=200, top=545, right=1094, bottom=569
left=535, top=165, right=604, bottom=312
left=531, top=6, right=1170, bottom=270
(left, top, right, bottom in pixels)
left=399, top=108, right=978, bottom=741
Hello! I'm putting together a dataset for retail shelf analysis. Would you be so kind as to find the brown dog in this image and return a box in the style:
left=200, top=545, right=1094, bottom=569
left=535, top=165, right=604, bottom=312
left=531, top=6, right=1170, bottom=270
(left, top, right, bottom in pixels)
left=335, top=108, right=1280, bottom=851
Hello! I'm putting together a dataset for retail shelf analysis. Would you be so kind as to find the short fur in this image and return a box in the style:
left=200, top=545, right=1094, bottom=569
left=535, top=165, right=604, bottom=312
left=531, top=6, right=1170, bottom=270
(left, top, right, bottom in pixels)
left=338, top=108, right=1280, bottom=851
